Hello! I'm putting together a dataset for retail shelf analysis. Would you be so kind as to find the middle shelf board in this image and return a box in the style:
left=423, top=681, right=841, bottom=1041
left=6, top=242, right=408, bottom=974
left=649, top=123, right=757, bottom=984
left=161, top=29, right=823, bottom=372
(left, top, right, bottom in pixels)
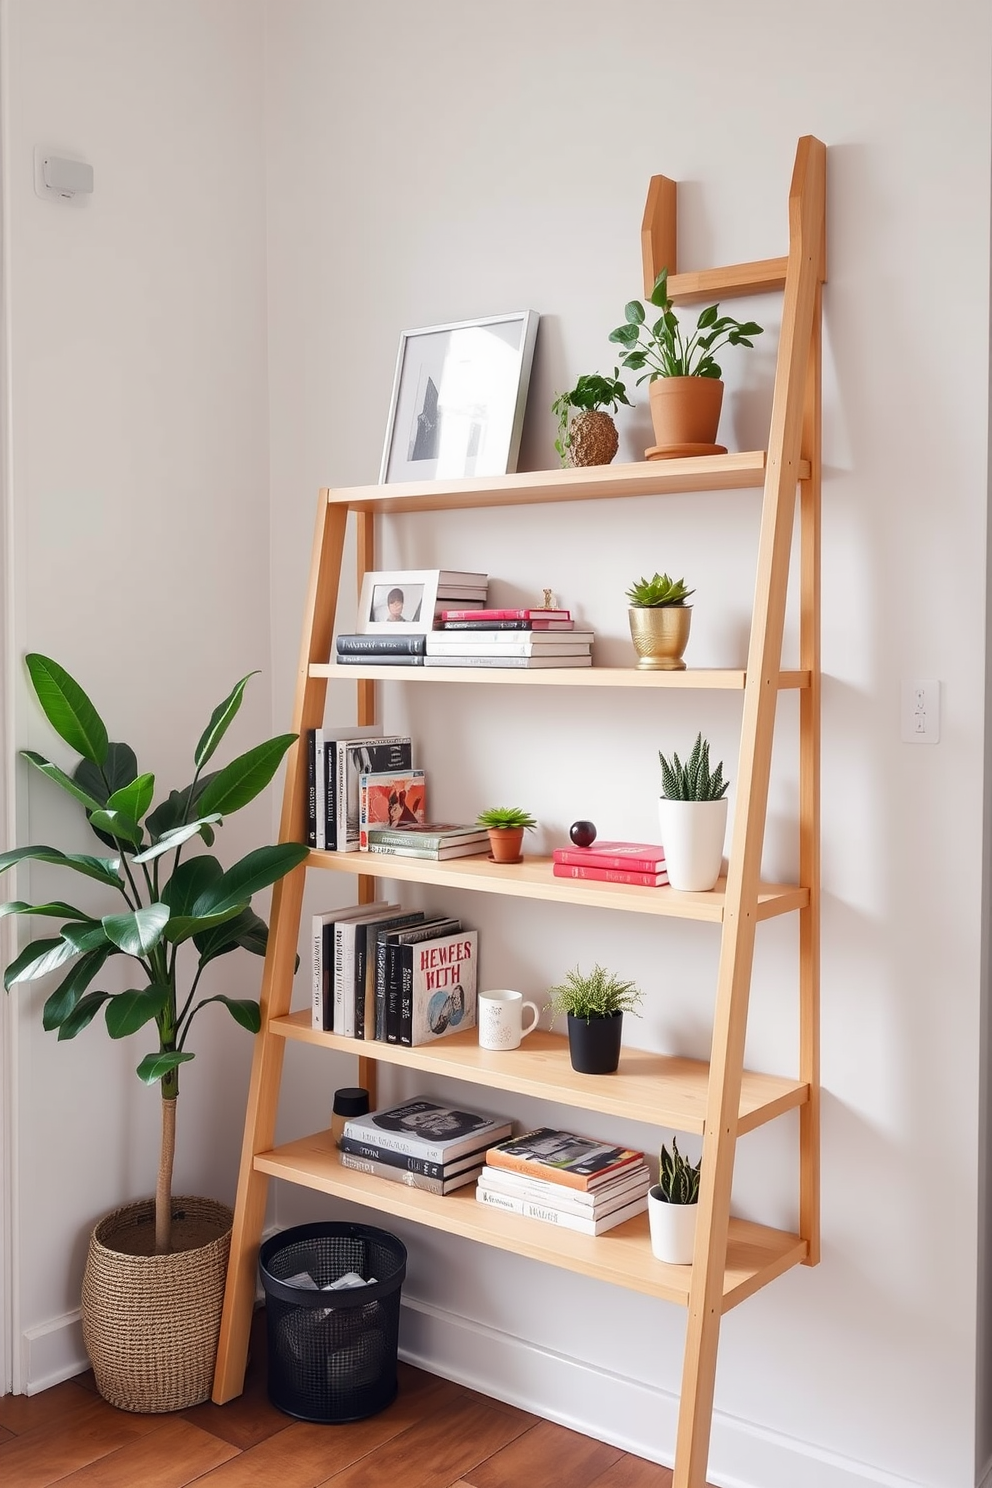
left=270, top=1015, right=808, bottom=1136
left=306, top=851, right=809, bottom=923
left=255, top=1129, right=808, bottom=1312
left=313, top=664, right=810, bottom=690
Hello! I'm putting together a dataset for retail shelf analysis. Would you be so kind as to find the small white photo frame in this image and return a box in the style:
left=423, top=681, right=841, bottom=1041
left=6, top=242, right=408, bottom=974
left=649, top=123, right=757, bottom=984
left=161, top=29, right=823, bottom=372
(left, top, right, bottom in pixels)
left=357, top=569, right=441, bottom=635
left=379, top=311, right=539, bottom=484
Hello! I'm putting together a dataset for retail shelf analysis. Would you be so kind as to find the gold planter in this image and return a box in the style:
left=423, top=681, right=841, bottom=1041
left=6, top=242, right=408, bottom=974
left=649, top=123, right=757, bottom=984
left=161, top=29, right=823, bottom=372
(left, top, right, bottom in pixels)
left=628, top=606, right=692, bottom=671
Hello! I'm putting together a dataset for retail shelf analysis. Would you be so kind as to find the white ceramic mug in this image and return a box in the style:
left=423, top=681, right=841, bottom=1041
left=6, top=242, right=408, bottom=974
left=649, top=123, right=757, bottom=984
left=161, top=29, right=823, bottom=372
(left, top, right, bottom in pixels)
left=478, top=990, right=540, bottom=1051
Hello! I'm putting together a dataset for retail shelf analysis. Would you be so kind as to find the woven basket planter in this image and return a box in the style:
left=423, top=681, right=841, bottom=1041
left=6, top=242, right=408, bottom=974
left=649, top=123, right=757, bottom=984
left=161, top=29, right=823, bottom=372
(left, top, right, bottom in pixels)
left=81, top=1195, right=233, bottom=1413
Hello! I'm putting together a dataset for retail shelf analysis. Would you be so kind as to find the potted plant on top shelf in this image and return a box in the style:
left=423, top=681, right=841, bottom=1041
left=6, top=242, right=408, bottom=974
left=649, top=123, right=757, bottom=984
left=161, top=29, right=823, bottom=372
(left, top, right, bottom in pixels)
left=608, top=267, right=763, bottom=458
left=626, top=571, right=695, bottom=671
left=647, top=1135, right=702, bottom=1264
left=1, top=655, right=307, bottom=1413
left=657, top=732, right=730, bottom=892
left=551, top=369, right=632, bottom=468
left=476, top=806, right=536, bottom=864
left=545, top=962, right=643, bottom=1074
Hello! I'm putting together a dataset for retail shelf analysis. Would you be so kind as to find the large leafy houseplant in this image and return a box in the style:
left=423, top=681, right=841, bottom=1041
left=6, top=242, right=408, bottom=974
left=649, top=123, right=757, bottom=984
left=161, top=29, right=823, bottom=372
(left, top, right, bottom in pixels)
left=1, top=655, right=307, bottom=1252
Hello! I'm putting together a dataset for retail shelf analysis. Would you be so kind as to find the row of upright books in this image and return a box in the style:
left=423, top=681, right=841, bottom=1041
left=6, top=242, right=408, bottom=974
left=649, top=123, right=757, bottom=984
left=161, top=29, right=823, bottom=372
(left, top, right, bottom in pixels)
left=335, top=606, right=594, bottom=669
left=338, top=1099, right=651, bottom=1234
left=306, top=726, right=427, bottom=851
left=311, top=902, right=478, bottom=1044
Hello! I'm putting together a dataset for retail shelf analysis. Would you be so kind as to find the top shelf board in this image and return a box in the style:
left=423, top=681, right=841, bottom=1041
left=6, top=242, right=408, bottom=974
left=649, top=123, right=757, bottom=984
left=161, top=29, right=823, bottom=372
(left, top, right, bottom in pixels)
left=327, top=451, right=811, bottom=516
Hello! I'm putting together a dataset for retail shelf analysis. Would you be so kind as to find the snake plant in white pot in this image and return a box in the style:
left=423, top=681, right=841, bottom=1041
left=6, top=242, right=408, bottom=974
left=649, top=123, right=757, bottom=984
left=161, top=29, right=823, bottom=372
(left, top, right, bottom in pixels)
left=658, top=733, right=730, bottom=891
left=647, top=1135, right=702, bottom=1264
left=1, top=655, right=307, bottom=1411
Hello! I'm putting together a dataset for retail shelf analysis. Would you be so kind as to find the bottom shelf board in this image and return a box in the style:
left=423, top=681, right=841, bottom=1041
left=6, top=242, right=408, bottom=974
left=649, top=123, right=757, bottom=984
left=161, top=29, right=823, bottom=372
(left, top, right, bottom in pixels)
left=255, top=1129, right=807, bottom=1311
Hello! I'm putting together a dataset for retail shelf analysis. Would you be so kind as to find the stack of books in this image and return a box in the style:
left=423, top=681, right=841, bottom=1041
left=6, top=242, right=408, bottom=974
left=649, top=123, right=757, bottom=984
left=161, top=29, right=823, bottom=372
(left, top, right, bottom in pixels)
left=311, top=903, right=479, bottom=1046
left=358, top=769, right=427, bottom=847
left=426, top=607, right=594, bottom=669
left=362, top=821, right=489, bottom=859
left=338, top=1096, right=513, bottom=1196
left=552, top=840, right=669, bottom=887
left=477, top=1127, right=650, bottom=1234
left=305, top=727, right=416, bottom=851
left=335, top=571, right=490, bottom=665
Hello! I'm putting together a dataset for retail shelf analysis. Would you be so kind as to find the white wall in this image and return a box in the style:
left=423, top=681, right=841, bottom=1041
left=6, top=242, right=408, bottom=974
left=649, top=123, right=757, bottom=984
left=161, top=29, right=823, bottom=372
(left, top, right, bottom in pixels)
left=263, top=4, right=991, bottom=1488
left=0, top=0, right=271, bottom=1392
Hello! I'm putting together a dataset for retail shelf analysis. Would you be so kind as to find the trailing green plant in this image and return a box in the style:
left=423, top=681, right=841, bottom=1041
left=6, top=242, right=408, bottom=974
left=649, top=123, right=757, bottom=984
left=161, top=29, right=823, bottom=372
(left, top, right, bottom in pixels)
left=475, top=806, right=537, bottom=831
left=657, top=1134, right=701, bottom=1205
left=626, top=572, right=694, bottom=608
left=609, top=267, right=763, bottom=382
left=545, top=963, right=644, bottom=1023
left=659, top=732, right=729, bottom=801
left=0, top=655, right=307, bottom=1253
left=552, top=370, right=631, bottom=465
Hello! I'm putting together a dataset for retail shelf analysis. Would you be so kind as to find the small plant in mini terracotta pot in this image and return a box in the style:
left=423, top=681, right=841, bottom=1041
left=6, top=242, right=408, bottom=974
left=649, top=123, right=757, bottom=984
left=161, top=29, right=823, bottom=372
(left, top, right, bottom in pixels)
left=626, top=572, right=694, bottom=671
left=658, top=733, right=730, bottom=891
left=648, top=1135, right=702, bottom=1264
left=476, top=806, right=536, bottom=864
left=545, top=962, right=643, bottom=1075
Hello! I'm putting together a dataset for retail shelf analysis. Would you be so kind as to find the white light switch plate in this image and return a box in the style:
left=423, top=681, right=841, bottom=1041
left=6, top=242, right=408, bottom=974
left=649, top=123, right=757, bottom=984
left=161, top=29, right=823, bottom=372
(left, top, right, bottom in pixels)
left=901, top=679, right=940, bottom=743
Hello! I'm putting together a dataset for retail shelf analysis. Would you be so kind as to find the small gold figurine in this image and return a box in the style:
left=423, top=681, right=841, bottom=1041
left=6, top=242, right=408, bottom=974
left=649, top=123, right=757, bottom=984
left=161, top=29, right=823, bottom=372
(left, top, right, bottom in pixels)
left=541, top=588, right=558, bottom=610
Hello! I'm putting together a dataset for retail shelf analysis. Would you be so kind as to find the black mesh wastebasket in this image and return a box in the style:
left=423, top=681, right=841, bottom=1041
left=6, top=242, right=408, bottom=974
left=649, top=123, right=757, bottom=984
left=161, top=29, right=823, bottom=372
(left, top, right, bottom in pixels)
left=259, top=1221, right=407, bottom=1423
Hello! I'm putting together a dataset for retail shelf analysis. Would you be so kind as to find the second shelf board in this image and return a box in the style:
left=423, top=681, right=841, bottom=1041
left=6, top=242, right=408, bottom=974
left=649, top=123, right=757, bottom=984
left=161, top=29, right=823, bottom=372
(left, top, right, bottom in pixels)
left=269, top=1015, right=808, bottom=1137
left=306, top=851, right=809, bottom=923
left=313, top=663, right=810, bottom=690
left=255, top=1129, right=807, bottom=1312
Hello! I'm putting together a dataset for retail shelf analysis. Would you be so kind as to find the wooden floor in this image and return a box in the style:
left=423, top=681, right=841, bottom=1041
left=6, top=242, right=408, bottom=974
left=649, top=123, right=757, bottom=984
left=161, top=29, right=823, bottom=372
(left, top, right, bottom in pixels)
left=0, top=1307, right=705, bottom=1487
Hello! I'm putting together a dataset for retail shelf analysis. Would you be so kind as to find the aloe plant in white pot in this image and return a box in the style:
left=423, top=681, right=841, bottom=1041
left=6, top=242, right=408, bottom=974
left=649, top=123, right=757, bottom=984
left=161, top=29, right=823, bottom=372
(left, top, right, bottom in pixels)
left=1, top=655, right=307, bottom=1411
left=658, top=733, right=730, bottom=891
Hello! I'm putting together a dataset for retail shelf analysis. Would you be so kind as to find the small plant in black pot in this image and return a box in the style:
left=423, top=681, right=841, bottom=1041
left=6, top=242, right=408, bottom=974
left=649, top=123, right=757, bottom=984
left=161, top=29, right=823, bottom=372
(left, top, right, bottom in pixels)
left=545, top=962, right=643, bottom=1074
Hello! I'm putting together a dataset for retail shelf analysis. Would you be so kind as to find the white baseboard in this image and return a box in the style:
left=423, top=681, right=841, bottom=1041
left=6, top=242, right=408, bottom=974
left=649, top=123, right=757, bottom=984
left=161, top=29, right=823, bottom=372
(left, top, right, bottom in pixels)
left=398, top=1295, right=934, bottom=1488
left=21, top=1309, right=88, bottom=1395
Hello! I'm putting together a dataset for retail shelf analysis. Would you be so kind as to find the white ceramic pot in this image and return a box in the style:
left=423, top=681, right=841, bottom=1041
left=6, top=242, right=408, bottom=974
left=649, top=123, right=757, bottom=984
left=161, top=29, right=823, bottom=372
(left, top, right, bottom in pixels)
left=658, top=797, right=729, bottom=891
left=647, top=1186, right=698, bottom=1264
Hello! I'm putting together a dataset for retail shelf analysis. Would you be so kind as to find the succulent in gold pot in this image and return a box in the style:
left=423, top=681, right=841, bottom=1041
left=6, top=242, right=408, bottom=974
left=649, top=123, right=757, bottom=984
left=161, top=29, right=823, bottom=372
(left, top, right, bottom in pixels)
left=626, top=572, right=694, bottom=671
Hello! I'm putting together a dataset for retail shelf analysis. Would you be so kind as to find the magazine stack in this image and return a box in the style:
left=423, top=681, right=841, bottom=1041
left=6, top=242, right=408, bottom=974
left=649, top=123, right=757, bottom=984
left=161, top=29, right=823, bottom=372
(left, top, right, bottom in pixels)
left=426, top=607, right=593, bottom=669
left=477, top=1127, right=650, bottom=1235
left=338, top=1097, right=513, bottom=1196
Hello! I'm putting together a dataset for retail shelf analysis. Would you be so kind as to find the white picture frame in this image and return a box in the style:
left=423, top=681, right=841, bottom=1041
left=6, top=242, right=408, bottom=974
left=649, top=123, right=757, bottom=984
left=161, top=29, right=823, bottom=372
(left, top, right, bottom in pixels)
left=379, top=311, right=539, bottom=484
left=357, top=569, right=442, bottom=635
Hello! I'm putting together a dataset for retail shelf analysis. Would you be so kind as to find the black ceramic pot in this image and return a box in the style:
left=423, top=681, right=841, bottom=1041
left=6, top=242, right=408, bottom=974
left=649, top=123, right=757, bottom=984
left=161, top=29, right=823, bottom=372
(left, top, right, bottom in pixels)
left=566, top=1010, right=623, bottom=1074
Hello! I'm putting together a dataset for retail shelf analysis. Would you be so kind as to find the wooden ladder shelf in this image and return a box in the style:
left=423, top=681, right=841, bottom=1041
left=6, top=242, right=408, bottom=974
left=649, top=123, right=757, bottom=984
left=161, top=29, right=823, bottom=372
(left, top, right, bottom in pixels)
left=213, top=135, right=825, bottom=1488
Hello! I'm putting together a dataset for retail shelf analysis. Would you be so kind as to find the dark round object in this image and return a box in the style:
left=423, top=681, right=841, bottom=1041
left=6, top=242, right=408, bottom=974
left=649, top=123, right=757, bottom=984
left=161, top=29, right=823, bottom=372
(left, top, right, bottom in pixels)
left=569, top=820, right=597, bottom=847
left=332, top=1087, right=370, bottom=1118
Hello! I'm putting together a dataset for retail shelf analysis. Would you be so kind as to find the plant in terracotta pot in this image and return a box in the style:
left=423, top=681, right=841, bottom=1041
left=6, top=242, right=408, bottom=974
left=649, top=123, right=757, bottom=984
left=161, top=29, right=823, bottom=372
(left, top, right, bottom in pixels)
left=552, top=369, right=631, bottom=468
left=1, top=655, right=307, bottom=1411
left=626, top=571, right=695, bottom=671
left=647, top=1135, right=702, bottom=1264
left=608, top=268, right=763, bottom=457
left=476, top=806, right=536, bottom=864
left=545, top=962, right=643, bottom=1075
left=658, top=732, right=730, bottom=891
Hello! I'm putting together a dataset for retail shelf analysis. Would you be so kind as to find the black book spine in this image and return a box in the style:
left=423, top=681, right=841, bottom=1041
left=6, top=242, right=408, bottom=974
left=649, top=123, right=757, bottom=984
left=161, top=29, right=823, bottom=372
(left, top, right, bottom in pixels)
left=306, top=730, right=316, bottom=848
left=336, top=633, right=428, bottom=655
left=321, top=921, right=335, bottom=1032
left=335, top=653, right=425, bottom=666
left=399, top=946, right=414, bottom=1047
left=338, top=1136, right=467, bottom=1181
left=385, top=942, right=402, bottom=1044
left=439, top=619, right=532, bottom=630
left=323, top=740, right=336, bottom=852
left=354, top=921, right=370, bottom=1041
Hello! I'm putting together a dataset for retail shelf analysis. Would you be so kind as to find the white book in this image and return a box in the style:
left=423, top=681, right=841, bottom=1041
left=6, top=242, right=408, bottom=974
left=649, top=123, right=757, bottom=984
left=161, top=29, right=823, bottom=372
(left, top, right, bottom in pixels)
left=423, top=655, right=592, bottom=669
left=311, top=908, right=336, bottom=1030
left=477, top=1163, right=651, bottom=1212
left=426, top=631, right=594, bottom=652
left=475, top=1186, right=648, bottom=1235
left=314, top=901, right=389, bottom=1032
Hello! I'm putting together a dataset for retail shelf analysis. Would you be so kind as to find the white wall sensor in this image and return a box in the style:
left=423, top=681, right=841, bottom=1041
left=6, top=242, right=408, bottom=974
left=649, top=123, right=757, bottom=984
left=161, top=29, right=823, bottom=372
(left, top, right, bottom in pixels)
left=34, top=147, right=94, bottom=204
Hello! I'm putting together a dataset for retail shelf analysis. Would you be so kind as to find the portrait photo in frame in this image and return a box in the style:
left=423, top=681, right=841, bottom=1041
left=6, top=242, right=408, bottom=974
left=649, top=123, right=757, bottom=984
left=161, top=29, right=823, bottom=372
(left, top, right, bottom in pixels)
left=357, top=569, right=442, bottom=635
left=379, top=311, right=539, bottom=484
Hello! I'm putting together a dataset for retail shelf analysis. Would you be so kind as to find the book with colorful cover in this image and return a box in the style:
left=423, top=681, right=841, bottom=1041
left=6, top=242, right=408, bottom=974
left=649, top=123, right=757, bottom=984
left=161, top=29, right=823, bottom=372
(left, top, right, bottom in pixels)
left=485, top=1128, right=645, bottom=1191
left=338, top=1134, right=488, bottom=1180
left=342, top=1097, right=513, bottom=1165
left=359, top=769, right=427, bottom=849
left=340, top=1151, right=483, bottom=1195
left=552, top=841, right=668, bottom=872
left=399, top=927, right=478, bottom=1047
left=476, top=1162, right=651, bottom=1211
left=439, top=608, right=570, bottom=622
left=552, top=864, right=669, bottom=887
left=383, top=918, right=462, bottom=1043
left=335, top=734, right=412, bottom=851
left=475, top=1186, right=648, bottom=1234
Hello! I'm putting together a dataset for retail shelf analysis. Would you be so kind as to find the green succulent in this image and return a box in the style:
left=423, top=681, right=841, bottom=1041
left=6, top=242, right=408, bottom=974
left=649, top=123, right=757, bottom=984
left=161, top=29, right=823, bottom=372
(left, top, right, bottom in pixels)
left=659, top=733, right=729, bottom=801
left=476, top=806, right=537, bottom=830
left=545, top=963, right=643, bottom=1023
left=609, top=267, right=763, bottom=382
left=552, top=370, right=631, bottom=464
left=657, top=1134, right=701, bottom=1205
left=626, top=572, right=694, bottom=608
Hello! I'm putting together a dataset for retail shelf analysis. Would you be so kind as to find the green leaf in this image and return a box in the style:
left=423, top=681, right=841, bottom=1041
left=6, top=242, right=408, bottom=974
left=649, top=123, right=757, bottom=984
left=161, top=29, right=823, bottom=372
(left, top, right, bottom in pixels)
left=19, top=753, right=105, bottom=813
left=161, top=855, right=223, bottom=914
left=61, top=921, right=111, bottom=954
left=136, top=1049, right=194, bottom=1085
left=57, top=990, right=109, bottom=1040
left=106, top=773, right=155, bottom=826
left=102, top=904, right=170, bottom=957
left=191, top=843, right=308, bottom=918
left=144, top=776, right=216, bottom=840
left=25, top=655, right=108, bottom=766
left=75, top=743, right=139, bottom=808
left=195, top=673, right=258, bottom=770
left=0, top=899, right=93, bottom=922
left=609, top=323, right=640, bottom=347
left=196, top=735, right=298, bottom=820
left=42, top=948, right=112, bottom=1030
left=4, top=936, right=74, bottom=989
left=198, top=994, right=261, bottom=1033
left=624, top=300, right=645, bottom=325
left=132, top=816, right=222, bottom=863
left=88, top=808, right=143, bottom=848
left=696, top=304, right=718, bottom=329
left=105, top=985, right=170, bottom=1039
left=193, top=907, right=268, bottom=965
left=164, top=903, right=246, bottom=945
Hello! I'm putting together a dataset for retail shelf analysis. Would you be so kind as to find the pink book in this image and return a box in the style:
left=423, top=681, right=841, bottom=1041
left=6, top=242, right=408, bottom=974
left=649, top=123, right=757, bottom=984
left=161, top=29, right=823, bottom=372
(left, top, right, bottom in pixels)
left=552, top=841, right=667, bottom=872
left=439, top=607, right=570, bottom=622
left=553, top=864, right=669, bottom=888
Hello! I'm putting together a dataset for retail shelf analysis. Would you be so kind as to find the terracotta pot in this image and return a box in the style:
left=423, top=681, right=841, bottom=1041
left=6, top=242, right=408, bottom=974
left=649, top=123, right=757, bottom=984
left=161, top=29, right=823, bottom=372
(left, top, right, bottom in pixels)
left=648, top=377, right=724, bottom=453
left=628, top=606, right=692, bottom=671
left=487, top=827, right=525, bottom=863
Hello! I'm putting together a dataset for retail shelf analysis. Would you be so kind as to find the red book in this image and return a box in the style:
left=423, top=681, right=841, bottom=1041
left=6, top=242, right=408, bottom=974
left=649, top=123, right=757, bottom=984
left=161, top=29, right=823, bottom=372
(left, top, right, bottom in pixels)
left=552, top=841, right=666, bottom=872
left=553, top=863, right=669, bottom=887
left=439, top=607, right=571, bottom=622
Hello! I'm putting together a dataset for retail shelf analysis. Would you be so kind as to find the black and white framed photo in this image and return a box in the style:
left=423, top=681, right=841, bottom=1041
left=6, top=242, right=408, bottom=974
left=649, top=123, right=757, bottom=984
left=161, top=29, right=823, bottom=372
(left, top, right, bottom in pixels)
left=379, top=311, right=539, bottom=484
left=357, top=569, right=442, bottom=635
